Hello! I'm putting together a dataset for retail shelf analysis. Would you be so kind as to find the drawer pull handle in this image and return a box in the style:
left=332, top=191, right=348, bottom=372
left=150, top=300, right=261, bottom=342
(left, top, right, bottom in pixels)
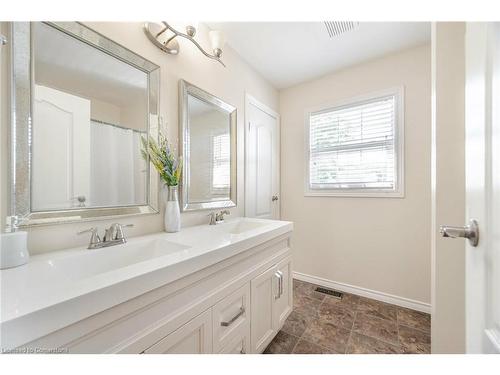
left=277, top=270, right=283, bottom=297
left=221, top=307, right=245, bottom=327
left=274, top=272, right=281, bottom=300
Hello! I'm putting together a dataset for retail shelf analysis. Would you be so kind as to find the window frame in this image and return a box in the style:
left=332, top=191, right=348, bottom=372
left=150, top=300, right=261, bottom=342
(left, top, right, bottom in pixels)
left=304, top=87, right=405, bottom=198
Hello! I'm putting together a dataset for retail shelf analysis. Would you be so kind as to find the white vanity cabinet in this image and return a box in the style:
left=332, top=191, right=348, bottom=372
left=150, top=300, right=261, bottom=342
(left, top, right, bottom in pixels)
left=9, top=223, right=293, bottom=354
left=143, top=257, right=290, bottom=355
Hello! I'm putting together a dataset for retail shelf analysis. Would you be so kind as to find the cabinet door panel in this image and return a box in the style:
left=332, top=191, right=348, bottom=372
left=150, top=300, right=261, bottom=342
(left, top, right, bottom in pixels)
left=250, top=265, right=279, bottom=353
left=144, top=309, right=212, bottom=354
left=273, top=257, right=293, bottom=330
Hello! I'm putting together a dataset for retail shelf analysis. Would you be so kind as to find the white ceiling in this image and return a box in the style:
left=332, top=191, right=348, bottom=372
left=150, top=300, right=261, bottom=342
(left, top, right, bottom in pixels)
left=207, top=22, right=431, bottom=89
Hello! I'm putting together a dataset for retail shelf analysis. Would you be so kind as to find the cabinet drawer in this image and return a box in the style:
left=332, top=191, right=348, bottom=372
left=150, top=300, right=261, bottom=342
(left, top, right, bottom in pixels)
left=218, top=325, right=250, bottom=354
left=144, top=309, right=212, bottom=354
left=212, top=283, right=250, bottom=353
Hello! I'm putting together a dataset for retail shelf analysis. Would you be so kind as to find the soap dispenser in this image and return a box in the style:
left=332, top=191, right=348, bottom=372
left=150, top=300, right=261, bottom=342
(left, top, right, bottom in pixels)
left=0, top=216, right=29, bottom=269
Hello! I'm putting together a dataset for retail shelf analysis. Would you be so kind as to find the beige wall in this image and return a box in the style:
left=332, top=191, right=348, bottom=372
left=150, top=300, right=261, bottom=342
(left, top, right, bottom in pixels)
left=279, top=45, right=431, bottom=306
left=91, top=97, right=146, bottom=131
left=0, top=22, right=278, bottom=255
left=90, top=98, right=121, bottom=125
left=431, top=22, right=466, bottom=353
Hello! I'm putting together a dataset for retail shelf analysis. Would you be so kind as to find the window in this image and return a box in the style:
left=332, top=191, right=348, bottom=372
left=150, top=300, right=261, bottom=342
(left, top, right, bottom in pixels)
left=305, top=88, right=404, bottom=197
left=211, top=132, right=230, bottom=193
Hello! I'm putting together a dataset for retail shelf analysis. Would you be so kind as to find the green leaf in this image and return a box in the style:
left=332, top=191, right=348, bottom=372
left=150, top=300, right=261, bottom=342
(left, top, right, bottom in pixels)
left=141, top=130, right=182, bottom=186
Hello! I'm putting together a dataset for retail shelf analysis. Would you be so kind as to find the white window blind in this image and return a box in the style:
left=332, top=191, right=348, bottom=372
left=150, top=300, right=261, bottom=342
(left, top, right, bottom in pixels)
left=212, top=133, right=230, bottom=191
left=308, top=93, right=401, bottom=195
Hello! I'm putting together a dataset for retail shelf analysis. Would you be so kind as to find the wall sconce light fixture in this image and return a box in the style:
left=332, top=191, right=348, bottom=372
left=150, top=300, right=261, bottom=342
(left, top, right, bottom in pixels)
left=144, top=22, right=226, bottom=67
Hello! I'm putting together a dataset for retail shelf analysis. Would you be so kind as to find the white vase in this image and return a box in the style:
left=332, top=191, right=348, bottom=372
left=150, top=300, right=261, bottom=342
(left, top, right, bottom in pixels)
left=163, top=185, right=181, bottom=233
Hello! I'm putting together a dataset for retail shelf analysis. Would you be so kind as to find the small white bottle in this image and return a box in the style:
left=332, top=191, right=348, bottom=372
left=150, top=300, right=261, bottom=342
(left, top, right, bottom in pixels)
left=0, top=218, right=29, bottom=269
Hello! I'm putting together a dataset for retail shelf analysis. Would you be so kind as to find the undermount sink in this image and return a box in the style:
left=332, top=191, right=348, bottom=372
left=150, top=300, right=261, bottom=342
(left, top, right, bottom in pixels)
left=221, top=219, right=269, bottom=235
left=82, top=238, right=191, bottom=275
left=12, top=237, right=191, bottom=287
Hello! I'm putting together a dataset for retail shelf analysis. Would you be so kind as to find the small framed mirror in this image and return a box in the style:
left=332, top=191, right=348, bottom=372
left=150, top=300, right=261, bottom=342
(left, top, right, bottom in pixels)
left=179, top=80, right=237, bottom=211
left=10, top=22, right=161, bottom=227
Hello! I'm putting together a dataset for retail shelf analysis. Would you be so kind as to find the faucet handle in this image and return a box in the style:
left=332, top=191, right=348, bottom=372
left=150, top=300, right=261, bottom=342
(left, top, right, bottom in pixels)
left=77, top=227, right=101, bottom=249
left=216, top=209, right=230, bottom=222
left=77, top=227, right=98, bottom=236
left=208, top=212, right=217, bottom=225
left=111, top=223, right=134, bottom=241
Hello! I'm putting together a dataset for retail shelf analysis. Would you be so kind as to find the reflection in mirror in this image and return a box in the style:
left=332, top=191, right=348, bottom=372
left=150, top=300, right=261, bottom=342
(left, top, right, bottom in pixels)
left=188, top=95, right=230, bottom=203
left=180, top=80, right=237, bottom=211
left=32, top=22, right=149, bottom=211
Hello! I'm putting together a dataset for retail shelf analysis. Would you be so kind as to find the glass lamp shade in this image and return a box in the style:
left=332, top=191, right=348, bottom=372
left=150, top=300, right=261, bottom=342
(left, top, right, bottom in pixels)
left=209, top=30, right=226, bottom=51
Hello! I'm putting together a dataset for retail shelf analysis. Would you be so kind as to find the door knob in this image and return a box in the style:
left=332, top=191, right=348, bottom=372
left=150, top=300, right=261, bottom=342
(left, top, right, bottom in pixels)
left=439, top=219, right=479, bottom=247
left=272, top=195, right=279, bottom=202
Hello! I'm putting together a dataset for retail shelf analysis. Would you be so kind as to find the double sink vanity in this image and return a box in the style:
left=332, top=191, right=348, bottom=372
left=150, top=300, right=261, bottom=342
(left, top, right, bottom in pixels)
left=1, top=218, right=293, bottom=353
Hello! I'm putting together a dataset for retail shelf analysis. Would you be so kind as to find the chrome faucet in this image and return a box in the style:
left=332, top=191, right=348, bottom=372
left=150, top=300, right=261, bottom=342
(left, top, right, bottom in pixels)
left=78, top=223, right=134, bottom=249
left=208, top=210, right=230, bottom=225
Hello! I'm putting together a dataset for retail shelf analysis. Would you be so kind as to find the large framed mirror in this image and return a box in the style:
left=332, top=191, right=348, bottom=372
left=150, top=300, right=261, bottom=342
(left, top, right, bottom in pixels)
left=179, top=80, right=237, bottom=211
left=9, top=22, right=161, bottom=227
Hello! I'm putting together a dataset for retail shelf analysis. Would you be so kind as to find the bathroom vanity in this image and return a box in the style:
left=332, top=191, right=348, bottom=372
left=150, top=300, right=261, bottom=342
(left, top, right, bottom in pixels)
left=0, top=218, right=293, bottom=353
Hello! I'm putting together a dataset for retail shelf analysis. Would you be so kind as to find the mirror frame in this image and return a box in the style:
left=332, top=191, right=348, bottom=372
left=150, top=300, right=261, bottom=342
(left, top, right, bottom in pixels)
left=179, top=80, right=237, bottom=212
left=9, top=22, right=161, bottom=228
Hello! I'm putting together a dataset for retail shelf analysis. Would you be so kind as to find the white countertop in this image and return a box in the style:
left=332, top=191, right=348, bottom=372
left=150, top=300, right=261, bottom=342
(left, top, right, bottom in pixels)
left=0, top=218, right=292, bottom=349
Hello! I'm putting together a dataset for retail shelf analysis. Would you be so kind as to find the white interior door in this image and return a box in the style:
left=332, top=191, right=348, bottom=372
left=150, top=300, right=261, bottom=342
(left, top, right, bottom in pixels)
left=463, top=22, right=500, bottom=353
left=32, top=85, right=91, bottom=210
left=245, top=94, right=280, bottom=219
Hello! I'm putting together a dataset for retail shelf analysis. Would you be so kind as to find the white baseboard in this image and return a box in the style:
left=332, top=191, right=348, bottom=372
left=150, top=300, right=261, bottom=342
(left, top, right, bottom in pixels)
left=293, top=271, right=431, bottom=314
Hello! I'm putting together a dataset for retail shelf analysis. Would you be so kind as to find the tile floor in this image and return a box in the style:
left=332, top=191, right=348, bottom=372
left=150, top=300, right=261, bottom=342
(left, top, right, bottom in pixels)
left=264, top=279, right=431, bottom=354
